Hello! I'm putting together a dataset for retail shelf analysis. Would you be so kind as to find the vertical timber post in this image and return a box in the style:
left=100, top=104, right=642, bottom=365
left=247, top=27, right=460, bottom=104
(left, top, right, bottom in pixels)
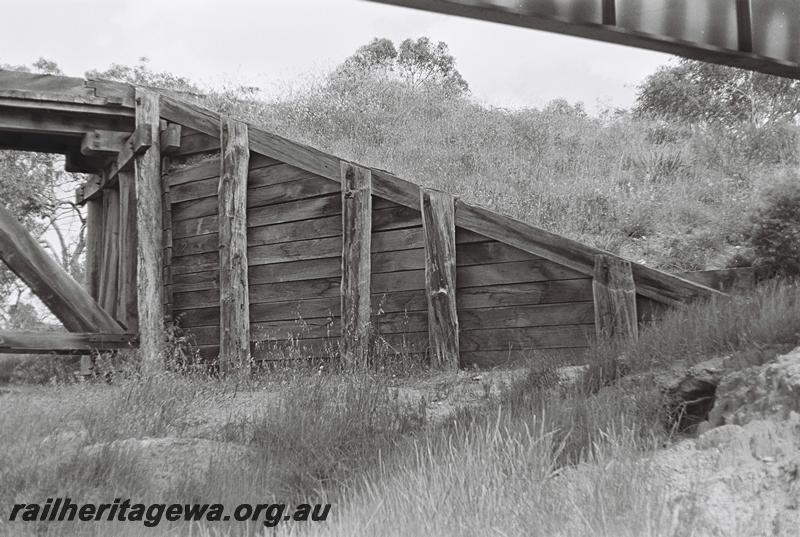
left=421, top=189, right=459, bottom=369
left=592, top=254, right=638, bottom=345
left=134, top=88, right=165, bottom=373
left=117, top=171, right=138, bottom=331
left=340, top=161, right=372, bottom=366
left=84, top=181, right=103, bottom=302
left=82, top=181, right=103, bottom=375
left=218, top=118, right=251, bottom=375
left=98, top=187, right=120, bottom=318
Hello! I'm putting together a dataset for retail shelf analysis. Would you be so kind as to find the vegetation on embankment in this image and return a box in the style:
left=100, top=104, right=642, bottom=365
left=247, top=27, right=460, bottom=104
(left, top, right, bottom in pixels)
left=1, top=280, right=798, bottom=536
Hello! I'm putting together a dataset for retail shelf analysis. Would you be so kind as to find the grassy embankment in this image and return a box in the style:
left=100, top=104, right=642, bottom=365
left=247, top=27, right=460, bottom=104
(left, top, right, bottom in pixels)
left=1, top=280, right=798, bottom=536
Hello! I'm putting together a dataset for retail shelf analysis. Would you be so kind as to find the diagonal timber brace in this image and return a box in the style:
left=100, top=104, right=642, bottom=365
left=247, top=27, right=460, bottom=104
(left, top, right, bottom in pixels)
left=0, top=203, right=123, bottom=333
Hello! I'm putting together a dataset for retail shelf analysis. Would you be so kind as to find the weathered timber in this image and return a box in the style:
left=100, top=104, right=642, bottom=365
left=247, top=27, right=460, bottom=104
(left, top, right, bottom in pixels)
left=458, top=302, right=594, bottom=330
left=0, top=71, right=134, bottom=106
left=160, top=122, right=182, bottom=155
left=171, top=194, right=342, bottom=240
left=159, top=95, right=220, bottom=140
left=165, top=153, right=277, bottom=187
left=84, top=181, right=103, bottom=301
left=134, top=89, right=165, bottom=371
left=0, top=203, right=121, bottom=333
left=218, top=118, right=251, bottom=374
left=98, top=187, right=120, bottom=318
left=454, top=200, right=721, bottom=306
left=340, top=162, right=372, bottom=364
left=248, top=176, right=340, bottom=208
left=678, top=267, right=757, bottom=294
left=162, top=163, right=175, bottom=323
left=117, top=170, right=138, bottom=330
left=0, top=331, right=137, bottom=354
left=0, top=106, right=132, bottom=137
left=174, top=129, right=219, bottom=157
left=65, top=151, right=107, bottom=174
left=80, top=129, right=130, bottom=156
left=421, top=189, right=459, bottom=369
left=459, top=325, right=592, bottom=352
left=76, top=124, right=153, bottom=204
left=175, top=278, right=592, bottom=320
left=593, top=254, right=638, bottom=344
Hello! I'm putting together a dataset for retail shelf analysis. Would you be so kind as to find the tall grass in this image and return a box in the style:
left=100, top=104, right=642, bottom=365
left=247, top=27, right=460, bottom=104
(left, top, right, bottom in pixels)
left=620, top=279, right=799, bottom=373
left=2, top=282, right=798, bottom=536
left=197, top=77, right=792, bottom=271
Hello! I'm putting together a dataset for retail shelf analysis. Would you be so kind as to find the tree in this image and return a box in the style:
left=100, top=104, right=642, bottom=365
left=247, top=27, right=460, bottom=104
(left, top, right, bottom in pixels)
left=86, top=57, right=200, bottom=95
left=333, top=37, right=469, bottom=96
left=0, top=59, right=87, bottom=327
left=635, top=58, right=800, bottom=130
left=635, top=58, right=800, bottom=168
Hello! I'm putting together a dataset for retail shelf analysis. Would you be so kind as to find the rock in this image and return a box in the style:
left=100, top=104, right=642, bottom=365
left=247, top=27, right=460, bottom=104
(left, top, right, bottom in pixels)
left=81, top=437, right=259, bottom=493
left=557, top=365, right=588, bottom=388
left=661, top=356, right=727, bottom=432
left=645, top=413, right=800, bottom=536
left=708, top=348, right=800, bottom=427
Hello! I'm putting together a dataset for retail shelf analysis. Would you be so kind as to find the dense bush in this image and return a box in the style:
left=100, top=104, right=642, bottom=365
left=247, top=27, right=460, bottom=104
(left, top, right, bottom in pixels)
left=748, top=175, right=800, bottom=278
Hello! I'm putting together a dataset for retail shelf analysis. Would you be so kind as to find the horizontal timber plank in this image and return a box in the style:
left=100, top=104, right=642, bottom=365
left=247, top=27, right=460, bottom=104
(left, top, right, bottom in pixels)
left=458, top=302, right=594, bottom=330
left=248, top=194, right=342, bottom=228
left=170, top=161, right=320, bottom=201
left=172, top=196, right=218, bottom=222
left=0, top=331, right=137, bottom=354
left=459, top=325, right=593, bottom=352
left=248, top=258, right=340, bottom=285
left=159, top=95, right=220, bottom=141
left=0, top=105, right=133, bottom=137
left=171, top=252, right=218, bottom=275
left=173, top=212, right=447, bottom=258
left=373, top=204, right=421, bottom=230
left=171, top=267, right=218, bottom=286
left=171, top=177, right=219, bottom=204
left=174, top=129, right=220, bottom=157
left=248, top=176, right=340, bottom=209
left=374, top=279, right=593, bottom=314
left=458, top=279, right=593, bottom=309
left=172, top=194, right=342, bottom=239
left=196, top=334, right=428, bottom=361
left=187, top=309, right=425, bottom=345
left=177, top=297, right=341, bottom=326
left=455, top=201, right=721, bottom=305
left=166, top=158, right=220, bottom=187
left=174, top=261, right=593, bottom=301
left=0, top=71, right=133, bottom=106
left=249, top=278, right=341, bottom=305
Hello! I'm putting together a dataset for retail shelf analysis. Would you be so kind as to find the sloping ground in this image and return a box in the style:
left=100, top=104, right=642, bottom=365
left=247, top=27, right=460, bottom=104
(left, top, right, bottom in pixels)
left=1, top=348, right=797, bottom=536
left=572, top=348, right=800, bottom=537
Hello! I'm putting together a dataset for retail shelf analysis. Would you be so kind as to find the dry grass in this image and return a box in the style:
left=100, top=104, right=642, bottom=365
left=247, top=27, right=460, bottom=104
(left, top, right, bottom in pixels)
left=586, top=279, right=800, bottom=386
left=1, top=281, right=798, bottom=536
left=198, top=79, right=792, bottom=272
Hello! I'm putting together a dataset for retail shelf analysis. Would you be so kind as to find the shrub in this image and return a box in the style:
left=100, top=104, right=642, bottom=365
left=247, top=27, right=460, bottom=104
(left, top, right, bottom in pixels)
left=748, top=174, right=800, bottom=278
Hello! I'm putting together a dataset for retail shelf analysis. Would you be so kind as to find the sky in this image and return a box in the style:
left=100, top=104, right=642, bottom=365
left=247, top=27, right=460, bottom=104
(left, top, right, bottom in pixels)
left=0, top=0, right=677, bottom=113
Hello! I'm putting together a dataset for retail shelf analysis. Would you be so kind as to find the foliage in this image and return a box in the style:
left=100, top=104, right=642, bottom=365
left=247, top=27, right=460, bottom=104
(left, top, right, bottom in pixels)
left=747, top=175, right=800, bottom=278
left=636, top=58, right=800, bottom=130
left=86, top=57, right=200, bottom=94
left=590, top=279, right=800, bottom=382
left=0, top=59, right=87, bottom=326
left=332, top=37, right=469, bottom=96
